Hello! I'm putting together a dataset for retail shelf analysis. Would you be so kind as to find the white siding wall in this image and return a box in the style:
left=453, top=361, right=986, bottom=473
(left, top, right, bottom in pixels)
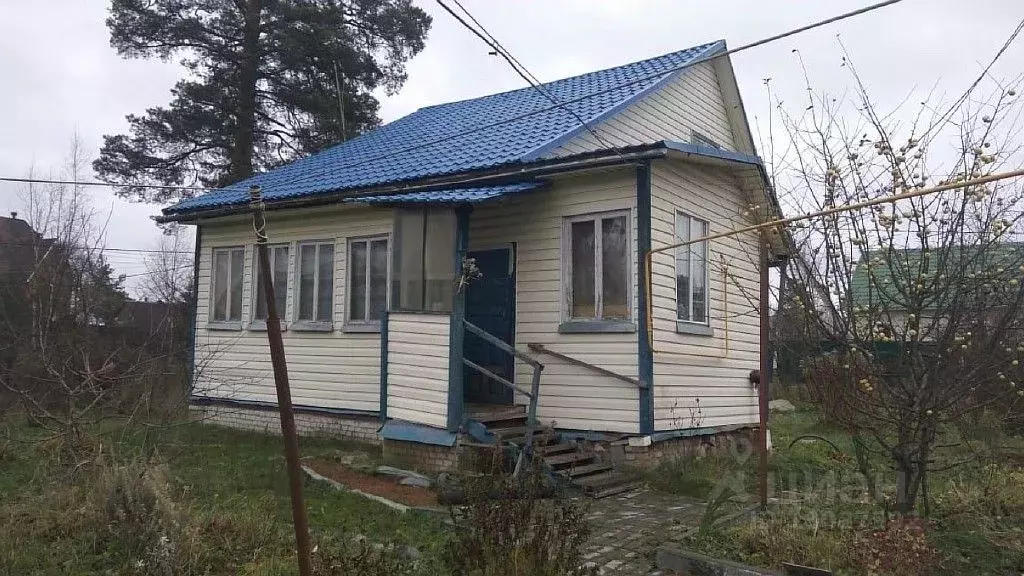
left=469, top=168, right=640, bottom=433
left=385, top=312, right=451, bottom=428
left=650, top=159, right=760, bottom=429
left=549, top=62, right=738, bottom=157
left=194, top=205, right=392, bottom=412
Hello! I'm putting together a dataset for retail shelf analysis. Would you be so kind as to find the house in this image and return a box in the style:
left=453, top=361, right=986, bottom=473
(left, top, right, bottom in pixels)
left=850, top=244, right=1024, bottom=342
left=159, top=40, right=788, bottom=476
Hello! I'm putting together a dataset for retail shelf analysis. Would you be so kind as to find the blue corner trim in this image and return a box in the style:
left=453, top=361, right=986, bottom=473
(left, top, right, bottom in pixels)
left=524, top=40, right=727, bottom=161
left=189, top=396, right=380, bottom=418
left=636, top=161, right=654, bottom=436
left=446, top=206, right=471, bottom=431
left=379, top=311, right=389, bottom=423
left=381, top=420, right=459, bottom=447
left=187, top=227, right=202, bottom=394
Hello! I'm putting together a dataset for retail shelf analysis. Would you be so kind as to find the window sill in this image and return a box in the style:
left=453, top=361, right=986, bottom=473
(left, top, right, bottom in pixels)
left=342, top=322, right=382, bottom=334
left=207, top=321, right=243, bottom=331
left=248, top=320, right=288, bottom=332
left=558, top=320, right=636, bottom=334
left=676, top=321, right=714, bottom=336
left=290, top=321, right=334, bottom=333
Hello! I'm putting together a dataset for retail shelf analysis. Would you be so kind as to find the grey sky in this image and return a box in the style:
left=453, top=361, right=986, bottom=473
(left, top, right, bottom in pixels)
left=1, top=0, right=1021, bottom=294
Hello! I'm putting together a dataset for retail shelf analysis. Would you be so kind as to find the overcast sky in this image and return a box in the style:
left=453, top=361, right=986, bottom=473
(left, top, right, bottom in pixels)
left=1, top=0, right=1021, bottom=295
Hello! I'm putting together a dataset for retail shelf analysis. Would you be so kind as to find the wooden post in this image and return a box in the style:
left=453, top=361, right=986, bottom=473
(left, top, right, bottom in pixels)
left=249, top=185, right=313, bottom=576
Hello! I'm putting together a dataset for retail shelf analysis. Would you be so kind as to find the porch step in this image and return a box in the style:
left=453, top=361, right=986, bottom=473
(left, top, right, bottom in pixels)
left=574, top=469, right=644, bottom=498
left=561, top=462, right=613, bottom=479
left=536, top=442, right=576, bottom=456
left=544, top=451, right=596, bottom=469
left=471, top=406, right=527, bottom=424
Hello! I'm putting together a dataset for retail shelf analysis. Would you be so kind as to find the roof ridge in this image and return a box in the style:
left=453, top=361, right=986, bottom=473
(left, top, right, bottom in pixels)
left=414, top=39, right=725, bottom=112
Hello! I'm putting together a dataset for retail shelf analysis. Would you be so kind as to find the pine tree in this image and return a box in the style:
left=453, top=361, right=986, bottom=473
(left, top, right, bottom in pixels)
left=94, top=0, right=431, bottom=203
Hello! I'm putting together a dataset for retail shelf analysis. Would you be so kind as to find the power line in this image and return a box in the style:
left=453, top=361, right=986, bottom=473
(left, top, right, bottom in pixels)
left=249, top=0, right=910, bottom=203
left=0, top=242, right=193, bottom=254
left=0, top=176, right=209, bottom=193
left=437, top=0, right=628, bottom=158
left=5, top=0, right=907, bottom=205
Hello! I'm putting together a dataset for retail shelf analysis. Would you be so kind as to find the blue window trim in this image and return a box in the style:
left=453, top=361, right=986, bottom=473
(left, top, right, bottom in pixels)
left=446, top=205, right=471, bottom=432
left=558, top=320, right=636, bottom=334
left=636, top=161, right=654, bottom=435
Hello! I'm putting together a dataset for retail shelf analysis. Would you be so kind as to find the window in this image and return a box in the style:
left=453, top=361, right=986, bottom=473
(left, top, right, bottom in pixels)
left=296, top=241, right=335, bottom=323
left=347, top=236, right=389, bottom=324
left=676, top=212, right=709, bottom=324
left=253, top=245, right=290, bottom=321
left=212, top=246, right=245, bottom=323
left=564, top=211, right=630, bottom=321
left=392, top=208, right=455, bottom=313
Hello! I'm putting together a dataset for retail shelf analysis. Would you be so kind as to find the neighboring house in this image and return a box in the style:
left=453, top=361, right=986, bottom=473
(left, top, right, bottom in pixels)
left=0, top=213, right=45, bottom=282
left=159, top=40, right=788, bottom=473
left=850, top=244, right=1024, bottom=341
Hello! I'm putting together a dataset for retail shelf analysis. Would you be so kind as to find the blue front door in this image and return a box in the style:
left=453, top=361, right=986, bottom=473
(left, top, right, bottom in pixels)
left=464, top=247, right=515, bottom=405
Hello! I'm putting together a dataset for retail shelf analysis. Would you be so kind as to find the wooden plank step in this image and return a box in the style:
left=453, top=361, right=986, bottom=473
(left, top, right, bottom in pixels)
left=536, top=443, right=576, bottom=455
left=490, top=426, right=527, bottom=437
left=575, top=470, right=630, bottom=489
left=562, top=462, right=613, bottom=478
left=472, top=409, right=527, bottom=424
left=591, top=480, right=644, bottom=499
left=544, top=451, right=595, bottom=468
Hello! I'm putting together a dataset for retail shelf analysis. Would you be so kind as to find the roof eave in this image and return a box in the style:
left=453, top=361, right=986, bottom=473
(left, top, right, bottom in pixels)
left=156, top=144, right=668, bottom=224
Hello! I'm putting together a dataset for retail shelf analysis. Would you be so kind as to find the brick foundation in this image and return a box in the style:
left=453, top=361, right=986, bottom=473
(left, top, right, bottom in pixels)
left=381, top=439, right=462, bottom=474
left=612, top=426, right=759, bottom=469
left=189, top=402, right=380, bottom=443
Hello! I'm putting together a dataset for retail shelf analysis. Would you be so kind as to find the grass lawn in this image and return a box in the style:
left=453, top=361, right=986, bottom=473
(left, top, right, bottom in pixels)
left=644, top=404, right=1024, bottom=575
left=0, top=417, right=452, bottom=575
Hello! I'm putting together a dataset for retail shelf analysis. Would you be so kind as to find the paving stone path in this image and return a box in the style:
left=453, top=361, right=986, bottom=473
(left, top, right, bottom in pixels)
left=580, top=488, right=707, bottom=575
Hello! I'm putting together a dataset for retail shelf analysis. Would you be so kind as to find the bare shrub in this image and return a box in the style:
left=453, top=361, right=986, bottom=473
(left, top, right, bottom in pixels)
left=446, top=458, right=595, bottom=576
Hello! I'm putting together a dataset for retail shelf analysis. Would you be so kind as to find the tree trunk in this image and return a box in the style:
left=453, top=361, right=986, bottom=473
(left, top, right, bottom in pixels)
left=231, top=0, right=262, bottom=183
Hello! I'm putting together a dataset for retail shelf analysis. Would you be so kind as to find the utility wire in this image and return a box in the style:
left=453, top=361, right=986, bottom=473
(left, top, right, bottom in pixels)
left=0, top=176, right=209, bottom=193
left=438, top=0, right=628, bottom=159
left=3, top=0, right=906, bottom=202
left=0, top=242, right=192, bottom=254
left=251, top=0, right=909, bottom=201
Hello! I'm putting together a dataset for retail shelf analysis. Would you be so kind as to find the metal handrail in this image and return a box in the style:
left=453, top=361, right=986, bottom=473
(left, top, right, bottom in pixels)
left=462, top=320, right=544, bottom=477
left=527, top=343, right=646, bottom=389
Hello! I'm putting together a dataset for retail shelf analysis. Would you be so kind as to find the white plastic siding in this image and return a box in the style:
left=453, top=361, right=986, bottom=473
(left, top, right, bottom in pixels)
left=193, top=204, right=392, bottom=412
left=650, top=158, right=760, bottom=429
left=549, top=62, right=737, bottom=157
left=385, top=312, right=451, bottom=428
left=469, top=168, right=640, bottom=433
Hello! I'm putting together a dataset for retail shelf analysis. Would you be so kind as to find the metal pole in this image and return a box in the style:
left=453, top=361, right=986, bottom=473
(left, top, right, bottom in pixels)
left=249, top=185, right=313, bottom=576
left=758, top=238, right=770, bottom=511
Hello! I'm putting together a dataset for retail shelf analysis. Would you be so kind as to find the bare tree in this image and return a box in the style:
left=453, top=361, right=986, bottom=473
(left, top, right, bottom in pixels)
left=139, top=225, right=194, bottom=305
left=768, top=51, right=1024, bottom=514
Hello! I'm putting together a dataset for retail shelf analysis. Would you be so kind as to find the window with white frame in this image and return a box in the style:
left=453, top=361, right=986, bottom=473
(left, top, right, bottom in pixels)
left=347, top=235, right=389, bottom=324
left=296, top=241, right=335, bottom=323
left=564, top=211, right=630, bottom=320
left=211, top=246, right=245, bottom=322
left=253, top=244, right=290, bottom=321
left=676, top=212, right=709, bottom=324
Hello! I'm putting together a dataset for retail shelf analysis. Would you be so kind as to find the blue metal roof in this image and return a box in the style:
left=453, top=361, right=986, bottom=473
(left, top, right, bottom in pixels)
left=165, top=40, right=726, bottom=216
left=348, top=181, right=543, bottom=204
